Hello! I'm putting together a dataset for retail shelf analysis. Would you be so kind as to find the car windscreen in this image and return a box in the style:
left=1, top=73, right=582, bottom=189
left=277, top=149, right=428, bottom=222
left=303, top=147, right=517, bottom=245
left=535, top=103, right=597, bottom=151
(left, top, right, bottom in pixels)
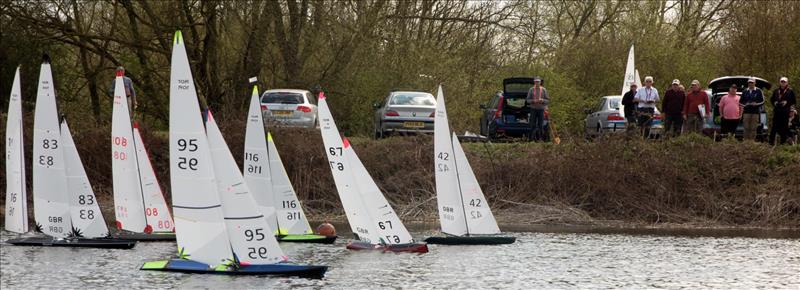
left=389, top=92, right=436, bottom=106
left=608, top=99, right=621, bottom=110
left=261, top=92, right=303, bottom=104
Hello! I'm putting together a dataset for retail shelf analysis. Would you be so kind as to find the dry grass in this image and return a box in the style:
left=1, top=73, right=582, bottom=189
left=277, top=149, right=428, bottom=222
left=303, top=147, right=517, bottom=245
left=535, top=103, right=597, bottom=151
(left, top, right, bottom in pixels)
left=2, top=115, right=799, bottom=229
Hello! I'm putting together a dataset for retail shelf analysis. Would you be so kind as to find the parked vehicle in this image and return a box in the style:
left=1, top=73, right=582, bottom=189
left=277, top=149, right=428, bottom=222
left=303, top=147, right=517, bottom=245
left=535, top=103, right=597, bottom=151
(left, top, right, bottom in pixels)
left=703, top=76, right=771, bottom=140
left=583, top=95, right=663, bottom=138
left=260, top=89, right=318, bottom=128
left=372, top=90, right=436, bottom=139
left=479, top=77, right=549, bottom=140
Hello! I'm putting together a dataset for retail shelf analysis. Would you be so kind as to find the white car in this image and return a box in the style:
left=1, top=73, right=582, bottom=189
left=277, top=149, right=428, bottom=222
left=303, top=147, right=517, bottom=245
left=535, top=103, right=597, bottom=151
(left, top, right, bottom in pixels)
left=584, top=95, right=663, bottom=138
left=260, top=89, right=318, bottom=128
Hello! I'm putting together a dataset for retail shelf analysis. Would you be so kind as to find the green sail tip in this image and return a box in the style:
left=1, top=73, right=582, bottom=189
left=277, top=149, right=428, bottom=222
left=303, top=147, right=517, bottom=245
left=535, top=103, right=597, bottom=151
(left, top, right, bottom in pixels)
left=267, top=132, right=273, bottom=141
left=252, top=85, right=259, bottom=95
left=173, top=30, right=183, bottom=45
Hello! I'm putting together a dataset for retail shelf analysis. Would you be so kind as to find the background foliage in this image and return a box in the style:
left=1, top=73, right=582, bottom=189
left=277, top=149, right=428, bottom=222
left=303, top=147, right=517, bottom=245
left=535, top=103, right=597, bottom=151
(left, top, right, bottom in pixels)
left=1, top=0, right=799, bottom=135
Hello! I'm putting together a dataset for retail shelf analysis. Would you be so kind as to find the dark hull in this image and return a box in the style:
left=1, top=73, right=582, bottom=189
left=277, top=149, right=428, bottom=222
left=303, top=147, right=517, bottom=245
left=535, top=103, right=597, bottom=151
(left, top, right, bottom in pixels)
left=112, top=232, right=176, bottom=241
left=424, top=235, right=516, bottom=245
left=345, top=241, right=429, bottom=253
left=141, top=259, right=327, bottom=279
left=277, top=234, right=337, bottom=244
left=6, top=237, right=137, bottom=249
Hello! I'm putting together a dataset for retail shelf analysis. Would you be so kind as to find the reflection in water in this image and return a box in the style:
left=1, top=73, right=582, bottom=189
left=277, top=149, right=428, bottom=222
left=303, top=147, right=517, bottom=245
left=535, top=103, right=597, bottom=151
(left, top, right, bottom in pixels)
left=2, top=231, right=798, bottom=288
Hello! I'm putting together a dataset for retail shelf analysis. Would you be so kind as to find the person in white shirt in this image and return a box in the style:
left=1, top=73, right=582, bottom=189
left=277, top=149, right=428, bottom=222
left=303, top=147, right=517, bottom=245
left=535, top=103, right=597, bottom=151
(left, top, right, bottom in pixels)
left=634, top=76, right=660, bottom=137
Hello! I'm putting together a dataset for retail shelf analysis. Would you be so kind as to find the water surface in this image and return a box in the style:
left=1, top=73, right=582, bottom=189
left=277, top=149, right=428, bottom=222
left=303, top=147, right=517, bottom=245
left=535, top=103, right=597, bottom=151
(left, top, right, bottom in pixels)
left=1, top=231, right=798, bottom=289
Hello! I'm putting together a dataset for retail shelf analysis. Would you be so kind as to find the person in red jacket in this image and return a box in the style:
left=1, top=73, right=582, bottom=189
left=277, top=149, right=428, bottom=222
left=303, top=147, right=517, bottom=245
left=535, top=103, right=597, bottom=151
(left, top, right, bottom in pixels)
left=682, top=80, right=711, bottom=134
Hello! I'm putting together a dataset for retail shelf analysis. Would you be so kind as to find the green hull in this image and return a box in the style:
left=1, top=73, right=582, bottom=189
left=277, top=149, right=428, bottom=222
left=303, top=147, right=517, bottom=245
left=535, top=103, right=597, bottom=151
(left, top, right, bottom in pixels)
left=276, top=234, right=337, bottom=244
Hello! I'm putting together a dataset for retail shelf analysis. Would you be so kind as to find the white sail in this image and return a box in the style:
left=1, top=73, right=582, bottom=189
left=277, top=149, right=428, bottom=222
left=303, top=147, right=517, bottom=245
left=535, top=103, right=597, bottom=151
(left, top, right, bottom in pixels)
left=5, top=66, right=28, bottom=233
left=206, top=112, right=286, bottom=264
left=318, top=93, right=380, bottom=243
left=620, top=45, right=636, bottom=118
left=451, top=133, right=500, bottom=235
left=32, top=59, right=71, bottom=238
left=61, top=120, right=108, bottom=238
left=242, top=86, right=277, bottom=231
left=133, top=125, right=174, bottom=233
left=169, top=31, right=231, bottom=267
left=268, top=132, right=313, bottom=235
left=344, top=139, right=414, bottom=244
left=433, top=86, right=468, bottom=236
left=111, top=73, right=147, bottom=232
left=635, top=69, right=642, bottom=87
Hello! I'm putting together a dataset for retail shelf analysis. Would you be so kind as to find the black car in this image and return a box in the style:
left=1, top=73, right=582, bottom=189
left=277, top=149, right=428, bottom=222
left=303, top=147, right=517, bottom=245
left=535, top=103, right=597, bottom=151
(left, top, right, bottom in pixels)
left=479, top=77, right=549, bottom=140
left=703, top=76, right=772, bottom=140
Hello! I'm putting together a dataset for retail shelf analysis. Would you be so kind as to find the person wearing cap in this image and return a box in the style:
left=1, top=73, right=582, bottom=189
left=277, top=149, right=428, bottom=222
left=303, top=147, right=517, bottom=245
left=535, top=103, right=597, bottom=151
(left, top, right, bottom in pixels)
left=634, top=76, right=659, bottom=137
left=739, top=77, right=765, bottom=140
left=526, top=76, right=549, bottom=141
left=662, top=79, right=686, bottom=137
left=682, top=80, right=711, bottom=134
left=107, top=66, right=138, bottom=118
left=621, top=82, right=638, bottom=130
left=718, top=84, right=742, bottom=137
left=769, top=77, right=797, bottom=145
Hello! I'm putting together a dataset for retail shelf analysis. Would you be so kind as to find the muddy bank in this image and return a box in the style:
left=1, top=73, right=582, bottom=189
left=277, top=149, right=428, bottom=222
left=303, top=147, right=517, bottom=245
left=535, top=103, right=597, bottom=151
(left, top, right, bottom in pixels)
left=1, top=117, right=799, bottom=231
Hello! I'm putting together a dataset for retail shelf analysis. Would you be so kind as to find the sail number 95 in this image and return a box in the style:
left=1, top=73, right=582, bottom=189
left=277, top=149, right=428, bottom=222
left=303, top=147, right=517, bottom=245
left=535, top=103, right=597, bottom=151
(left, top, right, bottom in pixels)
left=176, top=138, right=198, bottom=170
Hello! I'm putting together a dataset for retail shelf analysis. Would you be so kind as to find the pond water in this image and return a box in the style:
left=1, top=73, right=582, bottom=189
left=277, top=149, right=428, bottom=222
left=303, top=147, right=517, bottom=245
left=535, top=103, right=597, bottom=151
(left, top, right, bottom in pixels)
left=1, top=230, right=798, bottom=289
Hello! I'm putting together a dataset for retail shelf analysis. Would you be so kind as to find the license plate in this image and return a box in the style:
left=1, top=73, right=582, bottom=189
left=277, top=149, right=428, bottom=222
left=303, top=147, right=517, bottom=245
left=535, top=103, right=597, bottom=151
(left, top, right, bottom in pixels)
left=403, top=121, right=425, bottom=128
left=272, top=110, right=292, bottom=116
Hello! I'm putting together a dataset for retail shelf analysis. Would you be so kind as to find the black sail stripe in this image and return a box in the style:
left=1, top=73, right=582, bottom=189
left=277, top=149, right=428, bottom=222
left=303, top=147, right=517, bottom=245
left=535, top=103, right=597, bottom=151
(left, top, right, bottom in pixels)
left=224, top=215, right=264, bottom=220
left=173, top=204, right=222, bottom=210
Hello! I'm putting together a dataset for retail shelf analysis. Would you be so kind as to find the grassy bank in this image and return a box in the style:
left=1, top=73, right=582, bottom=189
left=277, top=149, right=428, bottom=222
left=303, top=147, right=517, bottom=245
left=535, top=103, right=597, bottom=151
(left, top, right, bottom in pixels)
left=1, top=115, right=799, bottom=230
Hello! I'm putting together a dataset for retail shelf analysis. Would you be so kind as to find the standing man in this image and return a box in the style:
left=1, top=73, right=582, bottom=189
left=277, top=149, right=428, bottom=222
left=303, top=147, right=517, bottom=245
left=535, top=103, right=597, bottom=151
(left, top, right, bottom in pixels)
left=621, top=82, right=638, bottom=131
left=682, top=80, right=711, bottom=134
left=719, top=84, right=742, bottom=138
left=634, top=76, right=659, bottom=138
left=107, top=66, right=137, bottom=118
left=526, top=76, right=549, bottom=141
left=769, top=77, right=797, bottom=145
left=662, top=79, right=686, bottom=137
left=740, top=77, right=765, bottom=141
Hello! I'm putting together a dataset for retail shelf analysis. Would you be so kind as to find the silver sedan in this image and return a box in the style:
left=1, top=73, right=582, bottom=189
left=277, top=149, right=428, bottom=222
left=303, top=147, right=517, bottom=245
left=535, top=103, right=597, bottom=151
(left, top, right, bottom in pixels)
left=373, top=90, right=436, bottom=138
left=260, top=89, right=318, bottom=128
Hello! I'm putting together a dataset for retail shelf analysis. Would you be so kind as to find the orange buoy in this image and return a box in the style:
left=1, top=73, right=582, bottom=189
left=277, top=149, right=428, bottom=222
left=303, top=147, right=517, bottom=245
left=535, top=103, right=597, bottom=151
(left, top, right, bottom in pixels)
left=316, top=223, right=336, bottom=236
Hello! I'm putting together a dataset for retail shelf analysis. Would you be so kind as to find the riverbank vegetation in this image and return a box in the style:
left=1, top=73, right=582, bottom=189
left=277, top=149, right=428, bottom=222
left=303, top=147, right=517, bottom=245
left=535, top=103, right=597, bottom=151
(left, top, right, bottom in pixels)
left=1, top=117, right=798, bottom=229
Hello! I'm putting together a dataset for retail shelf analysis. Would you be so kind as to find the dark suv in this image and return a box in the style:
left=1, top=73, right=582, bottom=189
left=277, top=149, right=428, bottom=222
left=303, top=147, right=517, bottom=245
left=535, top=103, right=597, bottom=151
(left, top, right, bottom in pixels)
left=479, top=77, right=549, bottom=140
